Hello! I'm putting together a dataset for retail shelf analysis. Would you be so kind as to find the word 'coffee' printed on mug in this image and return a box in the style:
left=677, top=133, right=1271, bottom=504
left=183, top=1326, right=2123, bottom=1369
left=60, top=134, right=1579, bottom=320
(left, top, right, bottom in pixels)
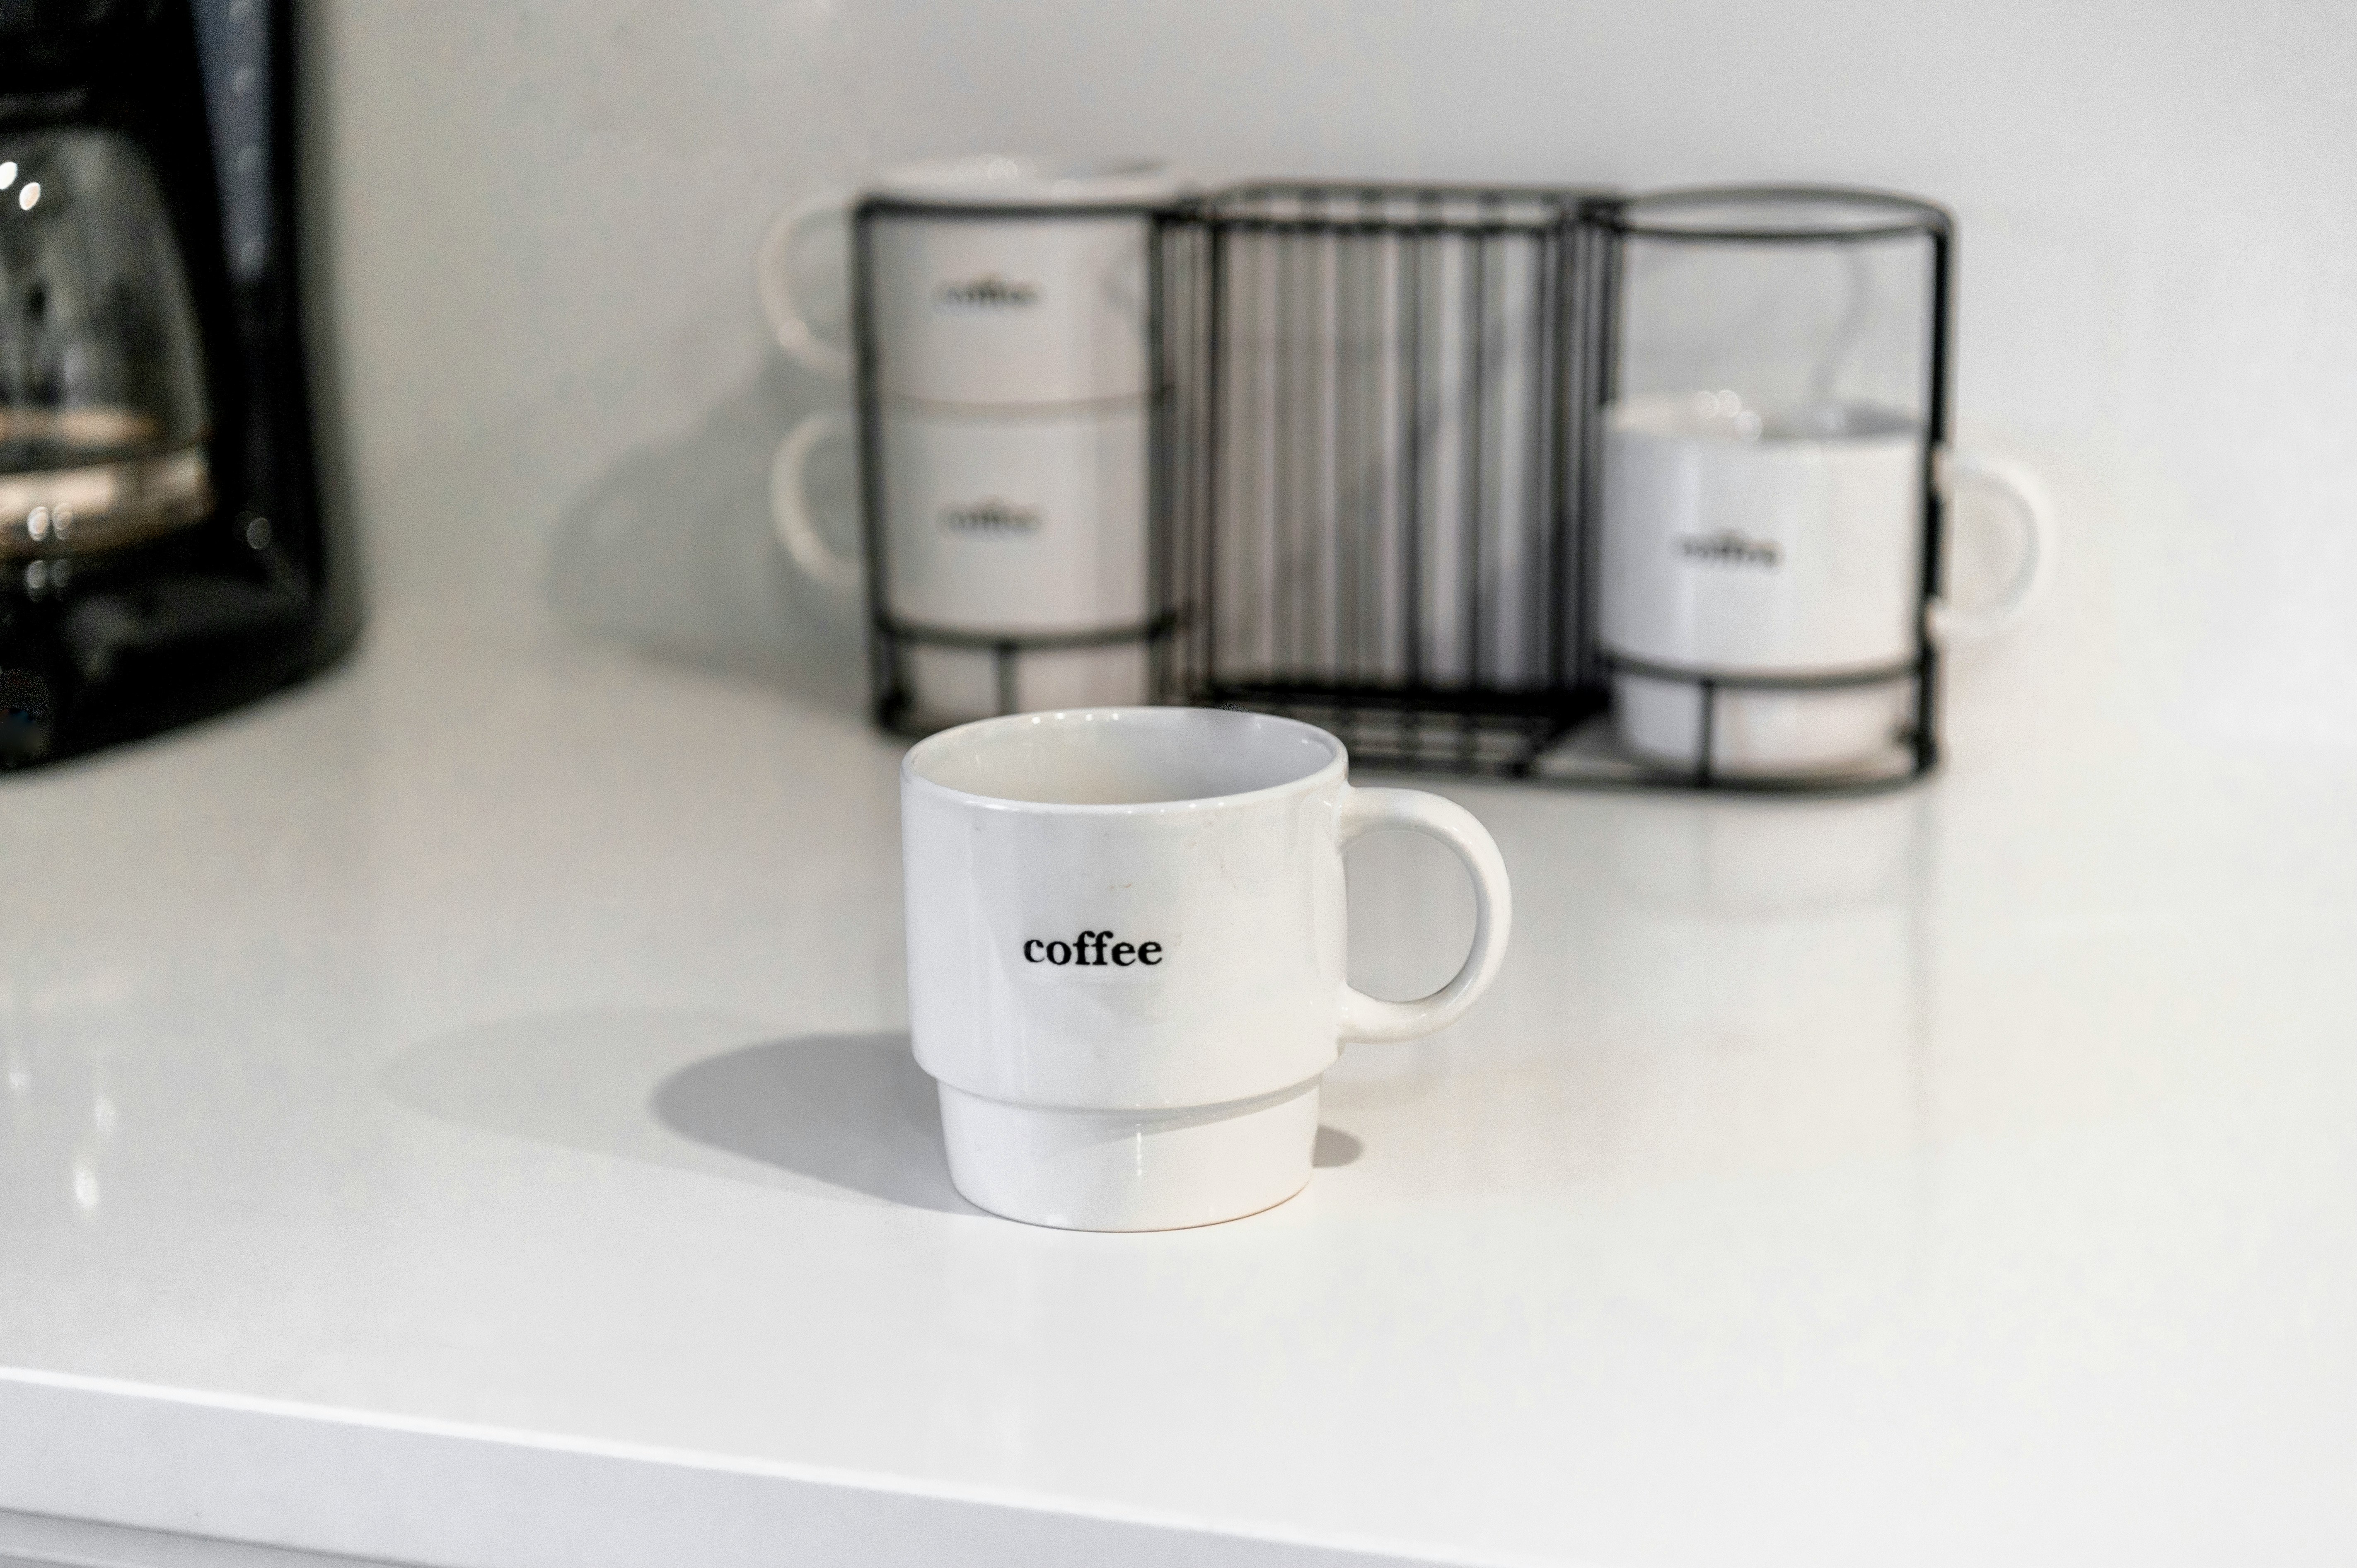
left=933, top=274, right=1040, bottom=311
left=1024, top=930, right=1163, bottom=968
left=1673, top=529, right=1782, bottom=569
left=938, top=498, right=1043, bottom=537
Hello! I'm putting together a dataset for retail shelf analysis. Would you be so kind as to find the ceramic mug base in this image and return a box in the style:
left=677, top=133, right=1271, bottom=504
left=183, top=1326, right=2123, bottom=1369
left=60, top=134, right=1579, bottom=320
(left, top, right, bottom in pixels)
left=936, top=1078, right=1320, bottom=1231
left=1614, top=672, right=1914, bottom=780
left=901, top=642, right=1151, bottom=728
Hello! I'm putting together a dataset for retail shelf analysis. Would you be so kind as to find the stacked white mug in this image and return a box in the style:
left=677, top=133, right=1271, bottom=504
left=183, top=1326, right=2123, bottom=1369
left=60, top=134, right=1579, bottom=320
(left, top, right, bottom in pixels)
left=1598, top=390, right=2049, bottom=776
left=762, top=155, right=1182, bottom=725
left=1595, top=189, right=2051, bottom=781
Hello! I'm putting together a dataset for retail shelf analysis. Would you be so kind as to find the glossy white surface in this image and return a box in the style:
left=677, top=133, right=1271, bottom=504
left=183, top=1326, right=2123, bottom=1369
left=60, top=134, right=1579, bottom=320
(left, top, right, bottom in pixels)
left=5, top=580, right=2356, bottom=1564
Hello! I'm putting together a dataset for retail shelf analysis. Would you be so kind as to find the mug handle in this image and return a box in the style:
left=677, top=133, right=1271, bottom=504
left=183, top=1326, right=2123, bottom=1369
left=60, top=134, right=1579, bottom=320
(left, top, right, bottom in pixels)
left=756, top=191, right=855, bottom=379
left=1335, top=788, right=1513, bottom=1044
left=769, top=411, right=862, bottom=594
left=1929, top=447, right=2052, bottom=643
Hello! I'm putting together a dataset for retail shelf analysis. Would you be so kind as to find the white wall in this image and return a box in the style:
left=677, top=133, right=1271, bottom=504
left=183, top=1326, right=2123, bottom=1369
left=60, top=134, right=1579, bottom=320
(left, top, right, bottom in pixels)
left=307, top=0, right=2357, bottom=760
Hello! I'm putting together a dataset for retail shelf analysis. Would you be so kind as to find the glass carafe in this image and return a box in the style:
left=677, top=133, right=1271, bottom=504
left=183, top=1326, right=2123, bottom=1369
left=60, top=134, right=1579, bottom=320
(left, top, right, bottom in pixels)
left=0, top=127, right=211, bottom=572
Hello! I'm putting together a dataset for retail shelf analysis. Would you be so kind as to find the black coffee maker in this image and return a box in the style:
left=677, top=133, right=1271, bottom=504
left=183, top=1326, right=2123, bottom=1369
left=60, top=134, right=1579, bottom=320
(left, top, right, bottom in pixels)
left=0, top=0, right=353, bottom=769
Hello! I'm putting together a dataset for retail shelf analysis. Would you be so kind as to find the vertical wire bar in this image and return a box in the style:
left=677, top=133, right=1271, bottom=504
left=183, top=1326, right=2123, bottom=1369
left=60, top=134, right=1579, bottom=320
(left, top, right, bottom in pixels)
left=1240, top=224, right=1267, bottom=678
left=1146, top=207, right=1171, bottom=701
left=1274, top=211, right=1301, bottom=681
left=1194, top=222, right=1217, bottom=698
left=1300, top=197, right=1327, bottom=681
left=1318, top=197, right=1341, bottom=686
left=1915, top=220, right=1953, bottom=778
left=1203, top=222, right=1229, bottom=698
left=1191, top=221, right=1214, bottom=697
left=1179, top=222, right=1199, bottom=696
left=1697, top=677, right=1716, bottom=786
left=1400, top=195, right=1429, bottom=696
left=1523, top=221, right=1557, bottom=714
left=1370, top=194, right=1393, bottom=734
left=1262, top=216, right=1282, bottom=679
left=1303, top=196, right=1324, bottom=684
left=1336, top=205, right=1365, bottom=688
left=1175, top=219, right=1202, bottom=698
left=1373, top=192, right=1401, bottom=695
left=852, top=202, right=898, bottom=727
left=1583, top=207, right=1624, bottom=692
left=1361, top=191, right=1390, bottom=691
left=1548, top=205, right=1583, bottom=696
left=1506, top=219, right=1551, bottom=769
left=1459, top=209, right=1492, bottom=764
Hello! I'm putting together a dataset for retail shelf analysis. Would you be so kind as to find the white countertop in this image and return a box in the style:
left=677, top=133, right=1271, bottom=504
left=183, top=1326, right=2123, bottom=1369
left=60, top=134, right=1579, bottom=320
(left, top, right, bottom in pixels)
left=4, top=599, right=2353, bottom=1568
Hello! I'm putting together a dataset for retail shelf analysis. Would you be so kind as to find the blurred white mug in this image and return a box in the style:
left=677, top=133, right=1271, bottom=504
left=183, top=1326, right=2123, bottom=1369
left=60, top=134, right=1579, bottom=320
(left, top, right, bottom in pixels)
left=1598, top=391, right=2049, bottom=777
left=758, top=154, right=1181, bottom=408
left=770, top=402, right=1154, bottom=724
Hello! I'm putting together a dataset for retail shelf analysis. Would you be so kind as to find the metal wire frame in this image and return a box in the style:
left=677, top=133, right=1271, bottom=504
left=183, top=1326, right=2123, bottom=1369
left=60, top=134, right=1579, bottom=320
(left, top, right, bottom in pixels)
left=846, top=180, right=1959, bottom=795
left=1579, top=187, right=1954, bottom=793
left=1155, top=183, right=1608, bottom=775
left=1156, top=182, right=1957, bottom=795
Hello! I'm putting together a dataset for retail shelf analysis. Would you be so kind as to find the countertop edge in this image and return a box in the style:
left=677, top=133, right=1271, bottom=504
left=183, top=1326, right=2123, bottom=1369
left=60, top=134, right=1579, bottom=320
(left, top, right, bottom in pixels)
left=0, top=1372, right=1497, bottom=1568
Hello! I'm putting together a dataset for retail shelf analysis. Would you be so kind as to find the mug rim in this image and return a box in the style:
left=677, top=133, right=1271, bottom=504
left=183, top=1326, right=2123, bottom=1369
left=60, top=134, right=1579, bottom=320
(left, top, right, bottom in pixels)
left=1604, top=184, right=1950, bottom=242
left=1607, top=391, right=1922, bottom=445
left=872, top=154, right=1181, bottom=207
left=903, top=706, right=1347, bottom=814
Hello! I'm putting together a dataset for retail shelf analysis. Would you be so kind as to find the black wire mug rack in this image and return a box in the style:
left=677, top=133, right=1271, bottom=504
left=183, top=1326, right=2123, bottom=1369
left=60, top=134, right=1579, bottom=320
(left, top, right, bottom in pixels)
left=1573, top=188, right=1954, bottom=793
left=1153, top=181, right=1956, bottom=794
left=849, top=177, right=1959, bottom=795
left=1153, top=184, right=1610, bottom=776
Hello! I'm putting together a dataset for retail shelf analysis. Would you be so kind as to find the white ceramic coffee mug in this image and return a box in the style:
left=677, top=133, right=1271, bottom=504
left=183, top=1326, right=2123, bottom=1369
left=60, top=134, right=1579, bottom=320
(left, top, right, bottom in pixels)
left=772, top=403, right=1154, bottom=721
left=774, top=401, right=1149, bottom=627
left=1598, top=391, right=2049, bottom=776
left=902, top=707, right=1512, bottom=1230
left=759, top=155, right=1180, bottom=408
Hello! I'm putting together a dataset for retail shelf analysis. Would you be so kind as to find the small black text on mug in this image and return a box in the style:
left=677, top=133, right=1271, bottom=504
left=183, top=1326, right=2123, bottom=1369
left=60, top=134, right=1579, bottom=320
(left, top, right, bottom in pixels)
left=1025, top=932, right=1161, bottom=968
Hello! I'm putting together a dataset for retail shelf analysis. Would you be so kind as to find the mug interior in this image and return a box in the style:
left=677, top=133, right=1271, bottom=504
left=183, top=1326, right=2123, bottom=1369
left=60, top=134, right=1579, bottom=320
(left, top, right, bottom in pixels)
left=877, top=155, right=1177, bottom=206
left=1611, top=391, right=1919, bottom=444
left=1612, top=189, right=1944, bottom=241
left=908, top=708, right=1340, bottom=807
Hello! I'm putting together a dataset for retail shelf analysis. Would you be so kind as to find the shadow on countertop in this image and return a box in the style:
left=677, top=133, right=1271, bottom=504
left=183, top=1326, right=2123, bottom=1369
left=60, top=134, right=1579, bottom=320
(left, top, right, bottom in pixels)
left=542, top=358, right=866, bottom=717
left=655, top=1037, right=1363, bottom=1188
left=652, top=1032, right=968, bottom=1213
left=382, top=1008, right=1364, bottom=1225
left=380, top=1009, right=976, bottom=1216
